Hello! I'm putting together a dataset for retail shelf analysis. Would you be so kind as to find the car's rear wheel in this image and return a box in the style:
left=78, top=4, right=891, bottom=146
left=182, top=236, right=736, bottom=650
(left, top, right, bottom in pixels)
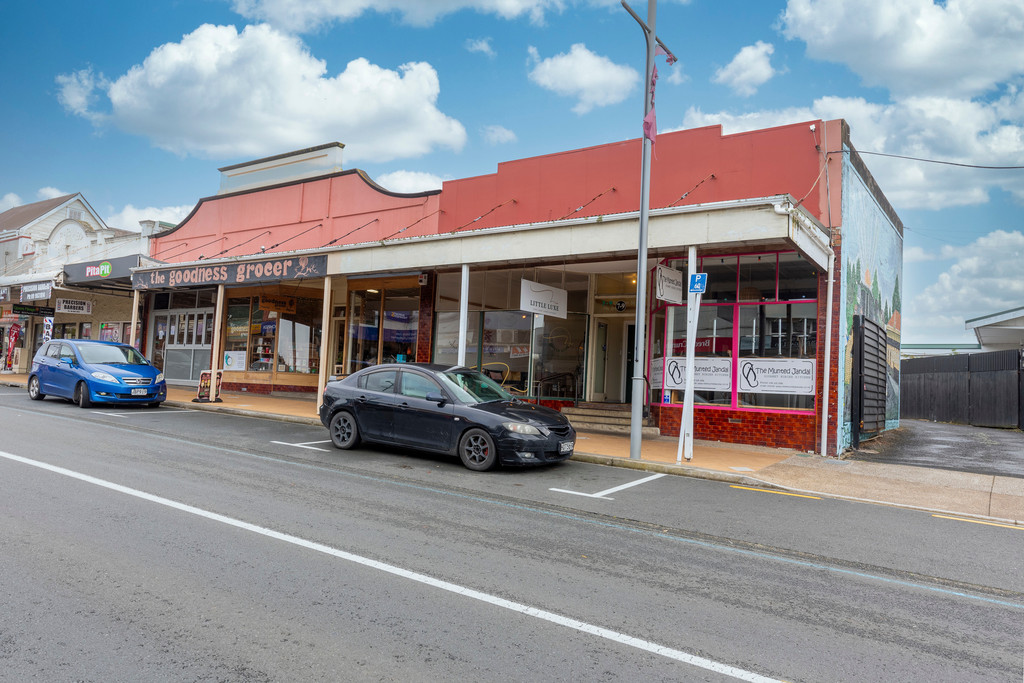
left=329, top=410, right=360, bottom=449
left=75, top=382, right=91, bottom=408
left=459, top=428, right=497, bottom=471
left=27, top=376, right=45, bottom=400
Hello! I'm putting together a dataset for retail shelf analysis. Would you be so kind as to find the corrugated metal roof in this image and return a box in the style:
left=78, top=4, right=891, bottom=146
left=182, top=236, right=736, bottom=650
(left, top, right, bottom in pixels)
left=0, top=193, right=76, bottom=233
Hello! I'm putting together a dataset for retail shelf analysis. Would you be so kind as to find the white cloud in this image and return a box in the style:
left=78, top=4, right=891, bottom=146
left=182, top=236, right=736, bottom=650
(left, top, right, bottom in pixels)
left=55, top=68, right=109, bottom=124
left=105, top=204, right=194, bottom=232
left=664, top=63, right=688, bottom=86
left=681, top=91, right=1024, bottom=210
left=903, top=245, right=939, bottom=263
left=712, top=41, right=777, bottom=97
left=230, top=0, right=563, bottom=31
left=527, top=43, right=638, bottom=114
left=57, top=24, right=466, bottom=163
left=903, top=229, right=1024, bottom=342
left=481, top=124, right=517, bottom=144
left=37, top=187, right=68, bottom=200
left=374, top=170, right=444, bottom=193
left=0, top=193, right=21, bottom=211
left=780, top=0, right=1024, bottom=98
left=465, top=37, right=495, bottom=57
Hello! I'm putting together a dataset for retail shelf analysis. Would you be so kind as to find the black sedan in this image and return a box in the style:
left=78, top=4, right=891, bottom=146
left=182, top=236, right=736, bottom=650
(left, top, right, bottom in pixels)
left=318, top=363, right=576, bottom=471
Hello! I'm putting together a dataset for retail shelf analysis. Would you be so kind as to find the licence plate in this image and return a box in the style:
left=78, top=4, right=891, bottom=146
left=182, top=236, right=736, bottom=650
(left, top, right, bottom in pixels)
left=559, top=441, right=574, bottom=454
left=131, top=388, right=148, bottom=396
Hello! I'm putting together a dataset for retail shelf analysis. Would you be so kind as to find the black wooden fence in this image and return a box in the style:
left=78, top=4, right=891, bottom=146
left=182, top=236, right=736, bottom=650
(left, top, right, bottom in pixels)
left=901, top=349, right=1021, bottom=428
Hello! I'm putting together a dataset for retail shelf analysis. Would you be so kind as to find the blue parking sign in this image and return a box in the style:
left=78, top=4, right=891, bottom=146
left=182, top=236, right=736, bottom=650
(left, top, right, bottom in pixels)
left=689, top=273, right=708, bottom=293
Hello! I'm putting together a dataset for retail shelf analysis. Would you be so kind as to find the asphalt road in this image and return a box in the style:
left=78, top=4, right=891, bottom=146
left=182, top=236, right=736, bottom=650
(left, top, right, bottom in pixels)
left=1, top=386, right=1022, bottom=682
left=849, top=418, right=1024, bottom=478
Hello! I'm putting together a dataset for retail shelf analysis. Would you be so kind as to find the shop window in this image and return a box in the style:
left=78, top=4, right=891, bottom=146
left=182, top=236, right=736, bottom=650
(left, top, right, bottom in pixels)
left=170, top=291, right=199, bottom=309
left=659, top=305, right=734, bottom=406
left=433, top=311, right=480, bottom=368
left=738, top=254, right=777, bottom=302
left=276, top=297, right=323, bottom=374
left=153, top=293, right=170, bottom=310
left=480, top=311, right=531, bottom=394
left=532, top=313, right=587, bottom=399
left=53, top=322, right=79, bottom=339
left=347, top=287, right=418, bottom=372
left=737, top=302, right=817, bottom=410
left=701, top=256, right=738, bottom=303
left=223, top=298, right=251, bottom=371
left=777, top=252, right=818, bottom=300
left=80, top=322, right=92, bottom=340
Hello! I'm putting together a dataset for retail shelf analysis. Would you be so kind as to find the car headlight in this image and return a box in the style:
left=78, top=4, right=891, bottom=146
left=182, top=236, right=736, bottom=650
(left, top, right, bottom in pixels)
left=156, top=373, right=165, bottom=383
left=503, top=421, right=542, bottom=436
left=91, top=371, right=118, bottom=383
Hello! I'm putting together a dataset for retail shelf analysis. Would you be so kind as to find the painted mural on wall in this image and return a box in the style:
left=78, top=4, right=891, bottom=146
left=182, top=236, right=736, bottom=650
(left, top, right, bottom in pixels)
left=836, top=151, right=904, bottom=451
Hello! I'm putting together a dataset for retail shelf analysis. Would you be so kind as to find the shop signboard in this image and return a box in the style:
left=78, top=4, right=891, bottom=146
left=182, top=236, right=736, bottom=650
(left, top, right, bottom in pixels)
left=519, top=279, right=567, bottom=319
left=64, top=255, right=142, bottom=284
left=655, top=265, right=683, bottom=305
left=56, top=298, right=94, bottom=315
left=737, top=357, right=816, bottom=395
left=12, top=303, right=56, bottom=317
left=661, top=355, right=733, bottom=392
left=20, top=281, right=52, bottom=302
left=133, top=254, right=327, bottom=289
left=259, top=295, right=297, bottom=314
left=193, top=369, right=223, bottom=403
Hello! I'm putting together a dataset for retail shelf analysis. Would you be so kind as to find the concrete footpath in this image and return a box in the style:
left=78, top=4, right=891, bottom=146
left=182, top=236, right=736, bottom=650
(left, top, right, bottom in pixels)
left=3, top=373, right=1021, bottom=525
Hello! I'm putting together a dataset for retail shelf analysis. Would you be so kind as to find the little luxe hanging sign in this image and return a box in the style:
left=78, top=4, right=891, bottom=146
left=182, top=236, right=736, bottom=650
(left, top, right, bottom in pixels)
left=519, top=279, right=567, bottom=319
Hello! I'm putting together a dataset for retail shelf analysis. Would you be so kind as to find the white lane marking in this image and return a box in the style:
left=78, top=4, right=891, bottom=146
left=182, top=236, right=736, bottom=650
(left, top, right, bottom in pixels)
left=94, top=409, right=190, bottom=418
left=549, top=472, right=667, bottom=500
left=0, top=449, right=778, bottom=683
left=271, top=440, right=331, bottom=452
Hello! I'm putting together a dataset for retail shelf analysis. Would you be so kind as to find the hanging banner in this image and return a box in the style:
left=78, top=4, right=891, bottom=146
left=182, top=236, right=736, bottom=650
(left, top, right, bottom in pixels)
left=660, top=356, right=733, bottom=392
left=738, top=358, right=816, bottom=395
left=655, top=265, right=683, bottom=305
left=520, top=279, right=567, bottom=319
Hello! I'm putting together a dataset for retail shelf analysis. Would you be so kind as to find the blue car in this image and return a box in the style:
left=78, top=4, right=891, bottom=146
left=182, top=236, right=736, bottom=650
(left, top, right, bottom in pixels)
left=27, top=339, right=167, bottom=408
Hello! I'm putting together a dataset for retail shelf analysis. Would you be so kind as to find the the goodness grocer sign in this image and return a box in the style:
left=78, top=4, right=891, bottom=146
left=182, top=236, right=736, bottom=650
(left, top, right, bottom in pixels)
left=132, top=255, right=327, bottom=289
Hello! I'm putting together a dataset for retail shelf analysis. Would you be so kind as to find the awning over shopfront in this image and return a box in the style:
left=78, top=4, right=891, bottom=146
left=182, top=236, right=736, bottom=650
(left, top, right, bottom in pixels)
left=64, top=254, right=157, bottom=292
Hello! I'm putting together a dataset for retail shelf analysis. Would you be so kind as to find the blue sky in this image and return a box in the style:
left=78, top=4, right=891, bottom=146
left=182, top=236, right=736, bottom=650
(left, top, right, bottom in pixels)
left=2, top=0, right=1023, bottom=344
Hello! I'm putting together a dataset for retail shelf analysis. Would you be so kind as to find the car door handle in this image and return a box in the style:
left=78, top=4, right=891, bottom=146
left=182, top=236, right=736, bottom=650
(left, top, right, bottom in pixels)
left=357, top=395, right=368, bottom=402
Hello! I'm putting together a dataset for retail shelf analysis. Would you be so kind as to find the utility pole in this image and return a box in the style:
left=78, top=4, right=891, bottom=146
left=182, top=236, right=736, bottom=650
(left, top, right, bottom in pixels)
left=622, top=1, right=674, bottom=460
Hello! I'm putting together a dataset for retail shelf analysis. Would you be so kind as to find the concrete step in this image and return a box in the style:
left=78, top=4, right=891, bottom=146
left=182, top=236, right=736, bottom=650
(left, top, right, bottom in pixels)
left=569, top=420, right=662, bottom=438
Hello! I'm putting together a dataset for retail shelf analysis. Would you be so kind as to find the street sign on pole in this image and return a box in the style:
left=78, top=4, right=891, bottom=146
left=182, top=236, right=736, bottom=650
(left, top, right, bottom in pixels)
left=689, top=272, right=707, bottom=294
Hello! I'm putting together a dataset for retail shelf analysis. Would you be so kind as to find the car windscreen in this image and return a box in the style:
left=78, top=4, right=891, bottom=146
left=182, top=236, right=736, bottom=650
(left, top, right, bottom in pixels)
left=77, top=344, right=149, bottom=366
left=437, top=369, right=512, bottom=404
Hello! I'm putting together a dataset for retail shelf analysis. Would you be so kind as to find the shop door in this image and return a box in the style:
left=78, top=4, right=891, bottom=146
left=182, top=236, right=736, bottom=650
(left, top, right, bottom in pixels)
left=153, top=309, right=214, bottom=384
left=592, top=322, right=609, bottom=401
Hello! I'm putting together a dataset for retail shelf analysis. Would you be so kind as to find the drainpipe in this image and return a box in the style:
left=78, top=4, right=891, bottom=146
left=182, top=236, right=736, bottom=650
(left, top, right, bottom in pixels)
left=820, top=251, right=835, bottom=456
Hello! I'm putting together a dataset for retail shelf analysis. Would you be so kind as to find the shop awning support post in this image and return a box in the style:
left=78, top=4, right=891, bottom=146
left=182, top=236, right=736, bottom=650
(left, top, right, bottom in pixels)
left=458, top=264, right=469, bottom=367
left=129, top=289, right=141, bottom=350
left=677, top=245, right=699, bottom=463
left=317, top=277, right=332, bottom=407
left=622, top=0, right=664, bottom=460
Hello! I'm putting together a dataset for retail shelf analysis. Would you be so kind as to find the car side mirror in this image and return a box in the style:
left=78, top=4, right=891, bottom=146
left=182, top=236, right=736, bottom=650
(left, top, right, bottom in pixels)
left=60, top=355, right=75, bottom=365
left=425, top=392, right=447, bottom=407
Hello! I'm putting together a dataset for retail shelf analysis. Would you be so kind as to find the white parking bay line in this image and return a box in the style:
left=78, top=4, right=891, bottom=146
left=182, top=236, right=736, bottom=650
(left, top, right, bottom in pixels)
left=271, top=440, right=332, bottom=452
left=0, top=449, right=781, bottom=683
left=95, top=409, right=191, bottom=417
left=550, top=473, right=666, bottom=500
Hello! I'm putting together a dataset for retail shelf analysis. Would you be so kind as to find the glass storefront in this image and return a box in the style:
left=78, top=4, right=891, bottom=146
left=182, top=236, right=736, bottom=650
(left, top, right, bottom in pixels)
left=223, top=293, right=323, bottom=376
left=347, top=285, right=420, bottom=373
left=652, top=251, right=819, bottom=411
left=432, top=268, right=589, bottom=400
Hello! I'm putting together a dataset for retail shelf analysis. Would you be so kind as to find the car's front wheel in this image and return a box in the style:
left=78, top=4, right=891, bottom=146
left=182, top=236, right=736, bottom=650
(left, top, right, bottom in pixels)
left=75, top=382, right=91, bottom=408
left=458, top=428, right=497, bottom=471
left=329, top=410, right=360, bottom=449
left=27, top=376, right=45, bottom=401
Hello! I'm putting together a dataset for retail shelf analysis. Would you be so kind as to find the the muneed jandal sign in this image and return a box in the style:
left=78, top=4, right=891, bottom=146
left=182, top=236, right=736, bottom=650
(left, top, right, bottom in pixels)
left=132, top=255, right=327, bottom=289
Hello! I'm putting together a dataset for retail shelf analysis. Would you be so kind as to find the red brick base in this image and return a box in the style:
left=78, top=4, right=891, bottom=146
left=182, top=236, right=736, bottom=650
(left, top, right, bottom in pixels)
left=652, top=404, right=817, bottom=452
